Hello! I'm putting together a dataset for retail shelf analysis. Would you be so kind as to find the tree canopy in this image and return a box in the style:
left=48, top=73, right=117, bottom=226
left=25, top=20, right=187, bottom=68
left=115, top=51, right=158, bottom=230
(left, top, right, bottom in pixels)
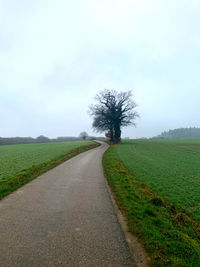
left=89, top=89, right=139, bottom=143
left=79, top=131, right=89, bottom=140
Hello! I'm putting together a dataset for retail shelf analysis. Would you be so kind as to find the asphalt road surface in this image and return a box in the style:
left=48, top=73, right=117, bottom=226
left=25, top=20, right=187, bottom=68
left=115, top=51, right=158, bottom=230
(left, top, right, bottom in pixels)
left=0, top=142, right=134, bottom=266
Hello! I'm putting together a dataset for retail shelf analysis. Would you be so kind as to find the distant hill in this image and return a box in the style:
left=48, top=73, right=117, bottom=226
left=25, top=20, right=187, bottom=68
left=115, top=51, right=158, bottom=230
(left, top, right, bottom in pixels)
left=154, top=127, right=200, bottom=139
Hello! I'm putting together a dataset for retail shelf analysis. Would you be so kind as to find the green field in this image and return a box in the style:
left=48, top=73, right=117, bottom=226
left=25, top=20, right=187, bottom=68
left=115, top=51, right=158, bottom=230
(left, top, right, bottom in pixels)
left=144, top=137, right=200, bottom=145
left=103, top=138, right=200, bottom=266
left=117, top=138, right=200, bottom=221
left=0, top=141, right=93, bottom=183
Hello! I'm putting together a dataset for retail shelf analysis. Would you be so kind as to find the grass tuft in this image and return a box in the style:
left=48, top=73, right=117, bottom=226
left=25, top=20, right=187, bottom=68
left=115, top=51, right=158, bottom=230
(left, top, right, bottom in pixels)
left=150, top=197, right=165, bottom=207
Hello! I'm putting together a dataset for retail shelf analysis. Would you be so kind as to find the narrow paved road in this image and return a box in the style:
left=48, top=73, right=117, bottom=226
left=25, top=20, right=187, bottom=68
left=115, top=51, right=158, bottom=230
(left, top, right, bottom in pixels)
left=0, top=142, right=134, bottom=266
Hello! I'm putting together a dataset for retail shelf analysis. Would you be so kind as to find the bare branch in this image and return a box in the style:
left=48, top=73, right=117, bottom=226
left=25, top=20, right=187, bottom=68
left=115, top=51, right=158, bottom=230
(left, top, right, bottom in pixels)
left=88, top=89, right=139, bottom=143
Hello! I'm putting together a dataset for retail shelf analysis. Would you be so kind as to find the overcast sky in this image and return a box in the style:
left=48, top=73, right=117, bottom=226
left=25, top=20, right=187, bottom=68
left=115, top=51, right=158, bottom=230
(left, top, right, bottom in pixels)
left=1, top=0, right=200, bottom=138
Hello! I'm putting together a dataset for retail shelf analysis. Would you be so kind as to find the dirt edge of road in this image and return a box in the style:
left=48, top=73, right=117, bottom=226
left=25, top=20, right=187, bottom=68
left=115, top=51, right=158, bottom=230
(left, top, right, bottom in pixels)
left=104, top=176, right=150, bottom=267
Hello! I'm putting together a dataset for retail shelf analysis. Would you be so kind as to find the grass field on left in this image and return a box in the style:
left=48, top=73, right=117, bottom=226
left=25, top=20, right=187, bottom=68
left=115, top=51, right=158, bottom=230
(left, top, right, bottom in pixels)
left=0, top=141, right=98, bottom=199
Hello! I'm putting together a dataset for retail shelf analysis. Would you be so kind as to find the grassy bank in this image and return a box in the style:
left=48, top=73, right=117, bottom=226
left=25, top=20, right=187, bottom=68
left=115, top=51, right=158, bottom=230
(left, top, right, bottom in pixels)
left=0, top=141, right=99, bottom=199
left=0, top=141, right=94, bottom=181
left=116, top=139, right=200, bottom=222
left=103, top=141, right=200, bottom=267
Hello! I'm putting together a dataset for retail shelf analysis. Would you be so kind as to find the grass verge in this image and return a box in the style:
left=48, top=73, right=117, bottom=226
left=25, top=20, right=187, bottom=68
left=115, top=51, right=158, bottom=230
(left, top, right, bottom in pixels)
left=0, top=143, right=99, bottom=200
left=103, top=145, right=200, bottom=267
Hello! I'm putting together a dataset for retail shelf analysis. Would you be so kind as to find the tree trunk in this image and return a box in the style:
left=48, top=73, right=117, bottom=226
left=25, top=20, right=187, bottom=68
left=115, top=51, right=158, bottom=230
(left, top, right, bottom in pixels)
left=114, top=123, right=121, bottom=144
left=110, top=127, right=114, bottom=143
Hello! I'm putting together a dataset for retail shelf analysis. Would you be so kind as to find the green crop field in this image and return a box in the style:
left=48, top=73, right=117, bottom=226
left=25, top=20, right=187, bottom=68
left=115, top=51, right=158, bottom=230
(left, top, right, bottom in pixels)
left=0, top=141, right=94, bottom=185
left=103, top=138, right=200, bottom=266
left=142, top=137, right=200, bottom=145
left=116, top=138, right=200, bottom=221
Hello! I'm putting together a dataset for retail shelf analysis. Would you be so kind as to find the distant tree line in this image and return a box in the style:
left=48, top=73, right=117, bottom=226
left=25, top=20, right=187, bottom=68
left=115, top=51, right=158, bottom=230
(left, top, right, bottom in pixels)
left=0, top=135, right=78, bottom=145
left=0, top=134, right=105, bottom=145
left=154, top=127, right=200, bottom=139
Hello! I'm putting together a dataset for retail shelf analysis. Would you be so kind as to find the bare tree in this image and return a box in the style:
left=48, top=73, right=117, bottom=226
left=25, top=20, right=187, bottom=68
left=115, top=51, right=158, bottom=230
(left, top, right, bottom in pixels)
left=79, top=131, right=89, bottom=140
left=89, top=89, right=139, bottom=143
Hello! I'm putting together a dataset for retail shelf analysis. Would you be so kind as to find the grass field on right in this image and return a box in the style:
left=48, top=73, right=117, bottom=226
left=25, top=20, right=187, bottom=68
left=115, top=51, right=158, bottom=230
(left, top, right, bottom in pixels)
left=117, top=138, right=200, bottom=222
left=103, top=137, right=200, bottom=266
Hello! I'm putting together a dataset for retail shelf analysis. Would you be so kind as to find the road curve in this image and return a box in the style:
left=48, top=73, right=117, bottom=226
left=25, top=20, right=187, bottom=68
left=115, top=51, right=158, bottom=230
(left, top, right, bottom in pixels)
left=0, top=142, right=134, bottom=266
